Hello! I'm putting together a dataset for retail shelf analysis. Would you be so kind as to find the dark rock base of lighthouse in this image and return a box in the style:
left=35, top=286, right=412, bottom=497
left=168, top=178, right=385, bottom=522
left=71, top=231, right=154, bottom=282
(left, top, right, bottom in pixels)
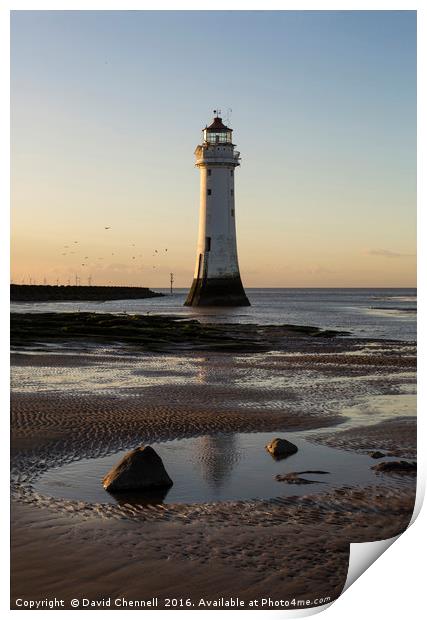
left=185, top=275, right=250, bottom=307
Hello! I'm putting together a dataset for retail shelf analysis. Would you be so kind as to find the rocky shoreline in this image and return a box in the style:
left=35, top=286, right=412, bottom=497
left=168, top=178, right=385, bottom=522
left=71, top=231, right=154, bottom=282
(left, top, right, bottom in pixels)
left=11, top=311, right=350, bottom=352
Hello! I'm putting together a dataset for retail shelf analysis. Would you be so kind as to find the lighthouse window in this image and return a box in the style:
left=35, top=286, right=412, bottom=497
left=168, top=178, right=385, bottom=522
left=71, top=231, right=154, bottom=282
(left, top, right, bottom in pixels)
left=207, top=169, right=211, bottom=176
left=205, top=236, right=211, bottom=252
left=207, top=189, right=212, bottom=196
left=231, top=189, right=234, bottom=196
left=231, top=209, right=235, bottom=217
left=230, top=170, right=233, bottom=177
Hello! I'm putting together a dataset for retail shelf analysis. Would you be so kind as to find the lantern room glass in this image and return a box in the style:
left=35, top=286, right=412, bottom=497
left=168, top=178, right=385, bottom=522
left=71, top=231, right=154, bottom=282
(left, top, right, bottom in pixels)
left=204, top=129, right=232, bottom=145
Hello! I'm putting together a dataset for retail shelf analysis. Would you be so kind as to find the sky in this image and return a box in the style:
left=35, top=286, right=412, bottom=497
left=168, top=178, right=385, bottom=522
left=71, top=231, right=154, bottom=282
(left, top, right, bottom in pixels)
left=10, top=10, right=416, bottom=288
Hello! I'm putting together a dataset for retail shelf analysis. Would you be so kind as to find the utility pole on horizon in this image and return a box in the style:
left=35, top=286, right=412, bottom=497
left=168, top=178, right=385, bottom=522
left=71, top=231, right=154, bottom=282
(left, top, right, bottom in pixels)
left=170, top=272, right=174, bottom=295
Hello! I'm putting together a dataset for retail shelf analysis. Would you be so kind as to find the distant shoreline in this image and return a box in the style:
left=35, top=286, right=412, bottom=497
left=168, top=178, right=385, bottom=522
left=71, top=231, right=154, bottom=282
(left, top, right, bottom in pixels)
left=10, top=284, right=164, bottom=303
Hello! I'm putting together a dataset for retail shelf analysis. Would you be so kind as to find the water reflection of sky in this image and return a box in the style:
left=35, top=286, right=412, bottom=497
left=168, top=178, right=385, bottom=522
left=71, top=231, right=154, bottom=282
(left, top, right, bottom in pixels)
left=11, top=341, right=416, bottom=445
left=34, top=431, right=413, bottom=506
left=11, top=288, right=417, bottom=341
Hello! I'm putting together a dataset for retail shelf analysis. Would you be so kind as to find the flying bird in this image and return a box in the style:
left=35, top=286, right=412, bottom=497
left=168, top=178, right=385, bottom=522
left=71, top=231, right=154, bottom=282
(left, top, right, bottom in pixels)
left=105, top=226, right=111, bottom=230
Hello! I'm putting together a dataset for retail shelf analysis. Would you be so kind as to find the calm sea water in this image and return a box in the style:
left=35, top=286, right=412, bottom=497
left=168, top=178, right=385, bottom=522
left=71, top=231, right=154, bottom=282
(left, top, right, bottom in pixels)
left=11, top=288, right=416, bottom=341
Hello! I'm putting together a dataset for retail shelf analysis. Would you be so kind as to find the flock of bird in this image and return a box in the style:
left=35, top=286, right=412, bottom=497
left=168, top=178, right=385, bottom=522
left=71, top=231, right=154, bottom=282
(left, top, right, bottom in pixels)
left=16, top=226, right=172, bottom=286
left=55, top=226, right=170, bottom=284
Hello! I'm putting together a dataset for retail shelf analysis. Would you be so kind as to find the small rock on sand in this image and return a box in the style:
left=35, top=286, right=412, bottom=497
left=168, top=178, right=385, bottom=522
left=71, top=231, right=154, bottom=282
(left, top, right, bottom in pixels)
left=276, top=474, right=315, bottom=485
left=371, top=460, right=417, bottom=474
left=103, top=446, right=173, bottom=492
left=275, top=470, right=330, bottom=485
left=266, top=438, right=298, bottom=459
left=369, top=451, right=386, bottom=459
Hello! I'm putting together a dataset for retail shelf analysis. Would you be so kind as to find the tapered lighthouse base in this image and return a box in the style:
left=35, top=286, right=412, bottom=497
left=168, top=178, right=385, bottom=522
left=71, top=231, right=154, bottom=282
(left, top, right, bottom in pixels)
left=185, top=275, right=250, bottom=307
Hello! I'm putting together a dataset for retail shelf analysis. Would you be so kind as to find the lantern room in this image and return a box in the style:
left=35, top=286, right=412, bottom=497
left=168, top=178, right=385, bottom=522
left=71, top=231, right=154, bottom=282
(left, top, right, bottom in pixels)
left=203, top=114, right=233, bottom=145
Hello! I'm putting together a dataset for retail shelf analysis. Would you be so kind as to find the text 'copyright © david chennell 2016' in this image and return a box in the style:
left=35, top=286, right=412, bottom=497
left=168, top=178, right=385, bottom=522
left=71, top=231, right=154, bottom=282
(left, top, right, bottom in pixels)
left=14, top=596, right=333, bottom=609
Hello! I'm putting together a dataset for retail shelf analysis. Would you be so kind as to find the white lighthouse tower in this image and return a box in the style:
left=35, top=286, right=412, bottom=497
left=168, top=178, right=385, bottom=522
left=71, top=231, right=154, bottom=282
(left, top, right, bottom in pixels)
left=185, top=113, right=250, bottom=306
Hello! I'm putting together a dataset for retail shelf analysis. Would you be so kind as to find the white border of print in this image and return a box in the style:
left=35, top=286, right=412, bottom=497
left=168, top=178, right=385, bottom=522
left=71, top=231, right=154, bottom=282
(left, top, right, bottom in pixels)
left=1, top=2, right=424, bottom=619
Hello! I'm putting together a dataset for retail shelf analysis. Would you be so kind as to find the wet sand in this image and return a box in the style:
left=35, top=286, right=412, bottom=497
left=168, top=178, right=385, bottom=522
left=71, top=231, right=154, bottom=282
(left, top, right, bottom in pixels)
left=10, top=334, right=416, bottom=610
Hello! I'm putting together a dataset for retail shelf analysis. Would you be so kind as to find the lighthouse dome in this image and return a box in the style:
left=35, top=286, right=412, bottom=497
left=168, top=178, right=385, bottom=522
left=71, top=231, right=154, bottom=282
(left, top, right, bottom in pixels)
left=203, top=115, right=233, bottom=145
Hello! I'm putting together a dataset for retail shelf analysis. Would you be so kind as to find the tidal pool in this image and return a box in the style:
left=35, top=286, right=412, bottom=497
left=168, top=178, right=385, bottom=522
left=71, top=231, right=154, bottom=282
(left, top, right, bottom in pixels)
left=34, top=431, right=401, bottom=506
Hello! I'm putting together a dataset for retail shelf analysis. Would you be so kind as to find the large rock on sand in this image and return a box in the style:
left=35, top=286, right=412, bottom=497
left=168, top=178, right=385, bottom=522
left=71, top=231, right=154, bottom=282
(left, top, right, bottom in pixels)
left=103, top=446, right=173, bottom=492
left=266, top=438, right=298, bottom=459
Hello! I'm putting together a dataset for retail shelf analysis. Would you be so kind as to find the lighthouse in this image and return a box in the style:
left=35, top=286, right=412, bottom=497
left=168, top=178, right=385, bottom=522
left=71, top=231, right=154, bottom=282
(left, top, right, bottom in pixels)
left=185, top=113, right=250, bottom=307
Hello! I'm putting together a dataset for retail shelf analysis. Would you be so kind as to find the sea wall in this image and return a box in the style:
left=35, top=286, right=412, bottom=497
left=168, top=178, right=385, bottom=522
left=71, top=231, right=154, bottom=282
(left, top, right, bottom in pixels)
left=10, top=285, right=164, bottom=303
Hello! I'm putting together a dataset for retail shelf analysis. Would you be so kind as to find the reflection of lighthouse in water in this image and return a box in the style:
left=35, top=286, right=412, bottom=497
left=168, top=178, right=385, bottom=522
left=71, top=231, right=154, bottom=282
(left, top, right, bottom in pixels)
left=194, top=434, right=240, bottom=491
left=192, top=356, right=241, bottom=491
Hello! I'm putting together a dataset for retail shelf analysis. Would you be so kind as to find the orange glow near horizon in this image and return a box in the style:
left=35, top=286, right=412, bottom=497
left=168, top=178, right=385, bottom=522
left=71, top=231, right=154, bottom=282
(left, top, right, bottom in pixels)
left=11, top=11, right=416, bottom=289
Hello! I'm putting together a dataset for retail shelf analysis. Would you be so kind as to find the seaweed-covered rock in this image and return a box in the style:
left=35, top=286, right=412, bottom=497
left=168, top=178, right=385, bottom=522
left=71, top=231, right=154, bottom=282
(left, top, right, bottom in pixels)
left=103, top=446, right=173, bottom=492
left=371, top=460, right=417, bottom=474
left=266, top=438, right=298, bottom=459
left=369, top=451, right=387, bottom=459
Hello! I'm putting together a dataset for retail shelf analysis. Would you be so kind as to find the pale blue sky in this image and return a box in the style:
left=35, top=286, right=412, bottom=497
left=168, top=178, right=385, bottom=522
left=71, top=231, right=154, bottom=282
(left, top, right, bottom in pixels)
left=11, top=11, right=416, bottom=287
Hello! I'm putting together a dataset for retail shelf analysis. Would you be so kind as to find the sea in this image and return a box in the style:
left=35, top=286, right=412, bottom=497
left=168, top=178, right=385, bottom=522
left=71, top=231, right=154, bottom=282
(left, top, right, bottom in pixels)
left=10, top=288, right=416, bottom=342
